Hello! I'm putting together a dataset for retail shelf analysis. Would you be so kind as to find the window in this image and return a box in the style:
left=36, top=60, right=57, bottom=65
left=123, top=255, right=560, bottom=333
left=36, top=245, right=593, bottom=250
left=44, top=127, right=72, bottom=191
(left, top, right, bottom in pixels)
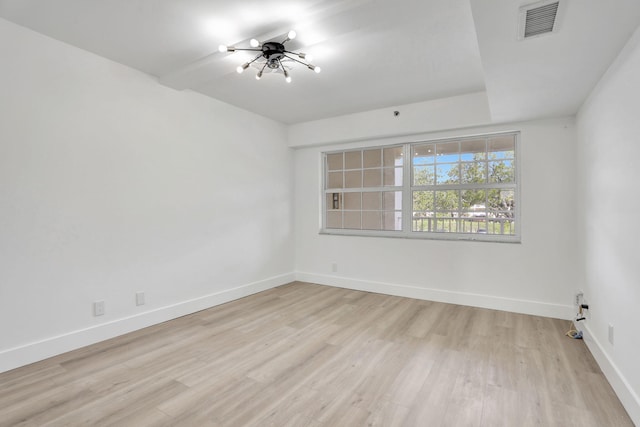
left=323, top=132, right=519, bottom=242
left=325, top=146, right=404, bottom=231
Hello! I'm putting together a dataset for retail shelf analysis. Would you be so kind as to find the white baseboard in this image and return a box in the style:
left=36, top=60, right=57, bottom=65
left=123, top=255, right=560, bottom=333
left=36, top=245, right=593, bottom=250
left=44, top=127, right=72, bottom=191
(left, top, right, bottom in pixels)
left=0, top=273, right=294, bottom=374
left=295, top=272, right=574, bottom=320
left=579, top=323, right=640, bottom=425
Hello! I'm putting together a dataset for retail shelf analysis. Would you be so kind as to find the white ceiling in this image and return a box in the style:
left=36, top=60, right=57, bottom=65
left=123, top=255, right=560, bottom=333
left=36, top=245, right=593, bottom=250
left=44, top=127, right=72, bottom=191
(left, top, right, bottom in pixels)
left=0, top=0, right=639, bottom=124
left=471, top=0, right=640, bottom=123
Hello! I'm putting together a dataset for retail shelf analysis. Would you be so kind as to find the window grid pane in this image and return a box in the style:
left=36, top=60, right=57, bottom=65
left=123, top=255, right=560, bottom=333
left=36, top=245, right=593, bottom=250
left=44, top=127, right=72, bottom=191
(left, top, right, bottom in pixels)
left=344, top=151, right=362, bottom=169
left=326, top=153, right=343, bottom=171
left=363, top=168, right=382, bottom=187
left=363, top=149, right=382, bottom=168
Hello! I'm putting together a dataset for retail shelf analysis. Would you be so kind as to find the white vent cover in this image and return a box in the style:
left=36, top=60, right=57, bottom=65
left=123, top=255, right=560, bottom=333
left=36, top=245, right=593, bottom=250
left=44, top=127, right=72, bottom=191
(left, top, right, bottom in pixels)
left=518, top=1, right=561, bottom=40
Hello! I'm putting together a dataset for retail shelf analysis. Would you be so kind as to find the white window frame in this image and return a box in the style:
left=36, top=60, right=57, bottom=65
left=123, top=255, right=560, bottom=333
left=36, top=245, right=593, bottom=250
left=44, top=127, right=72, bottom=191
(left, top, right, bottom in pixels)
left=321, top=131, right=521, bottom=243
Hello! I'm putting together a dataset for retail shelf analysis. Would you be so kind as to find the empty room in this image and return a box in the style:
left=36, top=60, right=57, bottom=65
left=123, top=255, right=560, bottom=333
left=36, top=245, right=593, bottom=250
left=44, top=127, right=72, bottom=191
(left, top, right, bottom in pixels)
left=1, top=0, right=639, bottom=425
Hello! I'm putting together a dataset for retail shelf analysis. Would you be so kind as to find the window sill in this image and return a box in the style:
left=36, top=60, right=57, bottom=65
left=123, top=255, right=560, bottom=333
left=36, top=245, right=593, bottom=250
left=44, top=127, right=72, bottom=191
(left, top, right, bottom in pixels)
left=319, top=229, right=521, bottom=243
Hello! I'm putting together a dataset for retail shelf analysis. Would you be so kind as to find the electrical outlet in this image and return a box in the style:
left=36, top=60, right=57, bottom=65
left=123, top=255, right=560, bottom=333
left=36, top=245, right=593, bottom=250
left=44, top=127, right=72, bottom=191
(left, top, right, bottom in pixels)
left=331, top=263, right=338, bottom=273
left=93, top=300, right=105, bottom=316
left=575, top=290, right=583, bottom=305
left=608, top=324, right=614, bottom=345
left=136, top=291, right=145, bottom=306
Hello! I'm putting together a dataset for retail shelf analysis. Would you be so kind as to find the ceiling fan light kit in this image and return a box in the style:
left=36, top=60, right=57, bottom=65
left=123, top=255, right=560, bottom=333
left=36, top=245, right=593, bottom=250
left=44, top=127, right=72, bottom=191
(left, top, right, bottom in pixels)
left=219, top=30, right=320, bottom=83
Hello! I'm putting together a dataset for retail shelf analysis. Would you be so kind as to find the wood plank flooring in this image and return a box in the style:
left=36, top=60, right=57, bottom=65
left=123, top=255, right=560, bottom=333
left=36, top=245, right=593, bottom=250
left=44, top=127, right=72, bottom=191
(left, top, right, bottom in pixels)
left=0, top=282, right=633, bottom=426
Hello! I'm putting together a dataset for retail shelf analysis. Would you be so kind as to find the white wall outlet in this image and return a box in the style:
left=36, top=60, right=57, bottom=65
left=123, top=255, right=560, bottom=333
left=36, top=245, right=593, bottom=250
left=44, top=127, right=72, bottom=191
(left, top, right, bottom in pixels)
left=93, top=300, right=105, bottom=316
left=575, top=290, right=583, bottom=305
left=331, top=262, right=338, bottom=273
left=608, top=324, right=614, bottom=345
left=136, top=291, right=145, bottom=306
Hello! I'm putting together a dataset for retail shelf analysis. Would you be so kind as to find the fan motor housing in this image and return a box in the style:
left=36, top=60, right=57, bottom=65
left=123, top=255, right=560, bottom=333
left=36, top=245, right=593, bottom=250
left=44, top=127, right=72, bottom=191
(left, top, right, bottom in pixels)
left=262, top=41, right=286, bottom=66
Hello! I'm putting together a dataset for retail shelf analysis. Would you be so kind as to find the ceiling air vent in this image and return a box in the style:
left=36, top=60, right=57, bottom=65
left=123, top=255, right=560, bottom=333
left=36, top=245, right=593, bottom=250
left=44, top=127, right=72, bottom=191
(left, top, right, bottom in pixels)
left=518, top=1, right=561, bottom=40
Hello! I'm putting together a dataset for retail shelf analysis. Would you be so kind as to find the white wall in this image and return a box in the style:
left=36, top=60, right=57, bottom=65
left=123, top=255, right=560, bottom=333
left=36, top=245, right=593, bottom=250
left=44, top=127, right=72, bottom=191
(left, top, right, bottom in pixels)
left=576, top=25, right=640, bottom=424
left=287, top=92, right=492, bottom=147
left=0, top=18, right=294, bottom=373
left=294, top=115, right=579, bottom=319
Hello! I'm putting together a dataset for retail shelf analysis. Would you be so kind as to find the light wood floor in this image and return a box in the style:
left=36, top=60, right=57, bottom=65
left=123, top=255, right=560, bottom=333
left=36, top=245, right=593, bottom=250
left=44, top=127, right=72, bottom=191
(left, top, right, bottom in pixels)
left=0, top=282, right=632, bottom=426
